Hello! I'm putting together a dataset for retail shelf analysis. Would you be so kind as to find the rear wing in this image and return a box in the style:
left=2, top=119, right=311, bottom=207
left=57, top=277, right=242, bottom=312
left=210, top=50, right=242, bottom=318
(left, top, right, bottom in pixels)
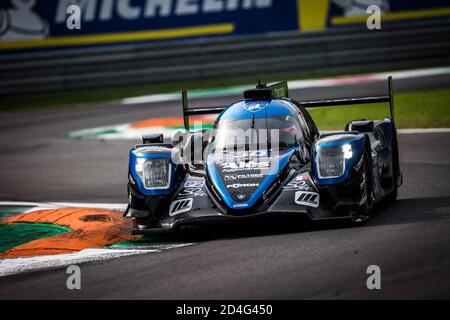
left=300, top=76, right=395, bottom=125
left=181, top=77, right=395, bottom=131
left=182, top=89, right=226, bottom=131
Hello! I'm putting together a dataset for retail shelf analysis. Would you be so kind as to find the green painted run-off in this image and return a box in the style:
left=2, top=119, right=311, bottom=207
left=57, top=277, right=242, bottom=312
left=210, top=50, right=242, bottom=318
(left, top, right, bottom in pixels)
left=0, top=222, right=70, bottom=253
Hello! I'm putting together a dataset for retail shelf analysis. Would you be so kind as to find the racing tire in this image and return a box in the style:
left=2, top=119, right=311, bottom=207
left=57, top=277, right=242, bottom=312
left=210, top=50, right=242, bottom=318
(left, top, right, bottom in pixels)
left=351, top=150, right=373, bottom=225
left=385, top=188, right=398, bottom=204
left=385, top=137, right=400, bottom=205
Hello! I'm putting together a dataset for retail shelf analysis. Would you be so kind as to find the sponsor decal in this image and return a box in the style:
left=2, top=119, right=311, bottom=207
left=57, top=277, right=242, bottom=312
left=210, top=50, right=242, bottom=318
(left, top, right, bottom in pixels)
left=295, top=174, right=308, bottom=181
left=0, top=0, right=278, bottom=50
left=285, top=180, right=312, bottom=191
left=244, top=101, right=268, bottom=113
left=227, top=183, right=259, bottom=189
left=169, top=198, right=193, bottom=216
left=227, top=151, right=269, bottom=158
left=295, top=191, right=320, bottom=208
left=224, top=173, right=264, bottom=181
left=4, top=0, right=448, bottom=54
left=51, top=0, right=272, bottom=24
left=284, top=173, right=314, bottom=191
left=237, top=194, right=247, bottom=201
left=220, top=161, right=270, bottom=172
left=184, top=180, right=205, bottom=188
left=178, top=188, right=206, bottom=198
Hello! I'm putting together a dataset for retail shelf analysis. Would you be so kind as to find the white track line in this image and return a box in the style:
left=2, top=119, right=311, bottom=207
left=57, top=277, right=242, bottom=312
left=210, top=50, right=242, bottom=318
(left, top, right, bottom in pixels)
left=0, top=201, right=127, bottom=212
left=397, top=128, right=450, bottom=134
left=122, top=66, right=450, bottom=105
left=288, top=67, right=450, bottom=90
left=0, top=247, right=198, bottom=277
left=49, top=202, right=127, bottom=211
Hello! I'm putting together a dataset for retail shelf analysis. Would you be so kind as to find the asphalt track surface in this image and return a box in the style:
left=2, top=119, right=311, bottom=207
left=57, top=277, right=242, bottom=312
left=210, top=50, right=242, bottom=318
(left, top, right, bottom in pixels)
left=0, top=74, right=450, bottom=299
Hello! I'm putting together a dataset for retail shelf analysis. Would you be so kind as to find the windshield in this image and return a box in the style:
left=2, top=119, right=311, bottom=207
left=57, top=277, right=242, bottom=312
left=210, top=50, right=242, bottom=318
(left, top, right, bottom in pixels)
left=212, top=115, right=303, bottom=151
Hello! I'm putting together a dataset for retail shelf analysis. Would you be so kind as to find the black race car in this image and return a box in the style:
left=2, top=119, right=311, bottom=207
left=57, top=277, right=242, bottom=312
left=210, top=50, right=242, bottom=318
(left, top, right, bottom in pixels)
left=125, top=77, right=402, bottom=234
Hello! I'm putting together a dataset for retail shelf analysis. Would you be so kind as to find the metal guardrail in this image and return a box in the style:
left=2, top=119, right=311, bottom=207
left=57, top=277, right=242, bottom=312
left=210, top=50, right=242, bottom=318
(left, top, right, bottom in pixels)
left=1, top=19, right=450, bottom=96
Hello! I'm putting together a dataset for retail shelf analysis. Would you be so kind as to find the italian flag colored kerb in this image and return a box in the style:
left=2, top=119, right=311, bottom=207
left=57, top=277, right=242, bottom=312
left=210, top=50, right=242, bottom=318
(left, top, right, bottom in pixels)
left=68, top=115, right=217, bottom=140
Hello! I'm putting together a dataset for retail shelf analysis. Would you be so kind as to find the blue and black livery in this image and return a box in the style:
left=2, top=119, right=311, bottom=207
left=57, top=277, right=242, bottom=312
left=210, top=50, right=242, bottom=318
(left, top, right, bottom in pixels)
left=125, top=78, right=402, bottom=234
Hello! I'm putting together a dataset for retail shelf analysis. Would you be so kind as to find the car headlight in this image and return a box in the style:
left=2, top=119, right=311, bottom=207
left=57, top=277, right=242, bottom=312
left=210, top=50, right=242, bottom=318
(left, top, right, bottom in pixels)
left=316, top=144, right=352, bottom=178
left=135, top=158, right=171, bottom=190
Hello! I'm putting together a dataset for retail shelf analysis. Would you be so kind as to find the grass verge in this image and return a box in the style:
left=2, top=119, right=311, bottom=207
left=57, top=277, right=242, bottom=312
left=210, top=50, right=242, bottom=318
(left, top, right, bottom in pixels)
left=309, top=88, right=450, bottom=130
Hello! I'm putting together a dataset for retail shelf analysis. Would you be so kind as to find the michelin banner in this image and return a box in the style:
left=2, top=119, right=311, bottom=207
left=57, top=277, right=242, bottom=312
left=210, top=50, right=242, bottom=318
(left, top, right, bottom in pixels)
left=0, top=0, right=450, bottom=52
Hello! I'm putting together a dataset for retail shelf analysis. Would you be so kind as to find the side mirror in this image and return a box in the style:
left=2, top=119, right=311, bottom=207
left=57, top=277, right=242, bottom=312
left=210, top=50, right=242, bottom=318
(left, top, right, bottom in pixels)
left=142, top=133, right=163, bottom=144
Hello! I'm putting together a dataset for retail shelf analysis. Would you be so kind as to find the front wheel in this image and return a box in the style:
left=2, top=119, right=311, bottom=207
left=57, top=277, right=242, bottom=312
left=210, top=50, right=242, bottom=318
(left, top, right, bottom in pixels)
left=351, top=151, right=373, bottom=225
left=386, top=130, right=400, bottom=205
left=385, top=187, right=398, bottom=204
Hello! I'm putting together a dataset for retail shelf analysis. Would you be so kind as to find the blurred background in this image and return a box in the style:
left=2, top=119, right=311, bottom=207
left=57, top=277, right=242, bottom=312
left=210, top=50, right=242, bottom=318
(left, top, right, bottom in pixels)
left=1, top=0, right=450, bottom=109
